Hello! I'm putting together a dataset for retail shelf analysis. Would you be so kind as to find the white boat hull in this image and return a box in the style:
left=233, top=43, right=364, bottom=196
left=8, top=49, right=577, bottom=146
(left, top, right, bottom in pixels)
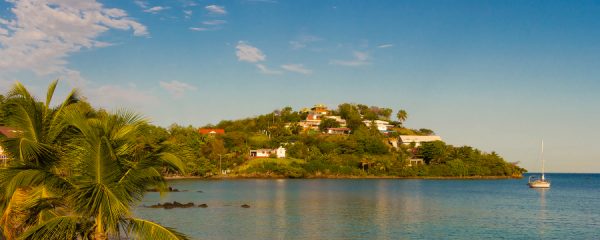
left=529, top=180, right=550, bottom=188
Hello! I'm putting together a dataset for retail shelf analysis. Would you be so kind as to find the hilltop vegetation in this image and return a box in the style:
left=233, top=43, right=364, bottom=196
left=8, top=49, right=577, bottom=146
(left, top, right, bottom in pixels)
left=128, top=104, right=525, bottom=178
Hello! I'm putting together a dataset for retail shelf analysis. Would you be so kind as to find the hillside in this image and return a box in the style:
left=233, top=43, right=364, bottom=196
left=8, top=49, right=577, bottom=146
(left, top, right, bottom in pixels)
left=160, top=103, right=526, bottom=178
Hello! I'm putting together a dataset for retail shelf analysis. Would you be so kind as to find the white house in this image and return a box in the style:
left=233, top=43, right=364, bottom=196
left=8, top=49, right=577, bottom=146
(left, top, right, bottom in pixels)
left=363, top=120, right=394, bottom=132
left=326, top=127, right=351, bottom=134
left=399, top=135, right=442, bottom=147
left=250, top=146, right=286, bottom=158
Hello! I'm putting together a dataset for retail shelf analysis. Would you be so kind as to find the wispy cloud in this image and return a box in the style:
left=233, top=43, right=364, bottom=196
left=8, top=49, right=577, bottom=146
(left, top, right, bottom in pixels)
left=236, top=41, right=266, bottom=63
left=330, top=51, right=371, bottom=67
left=86, top=83, right=159, bottom=109
left=281, top=64, right=312, bottom=75
left=289, top=34, right=322, bottom=50
left=0, top=0, right=147, bottom=80
left=134, top=0, right=148, bottom=9
left=205, top=5, right=227, bottom=15
left=377, top=44, right=394, bottom=48
left=189, top=27, right=210, bottom=31
left=144, top=6, right=168, bottom=14
left=256, top=64, right=282, bottom=75
left=202, top=20, right=227, bottom=25
left=246, top=0, right=278, bottom=3
left=160, top=80, right=198, bottom=97
left=183, top=10, right=193, bottom=18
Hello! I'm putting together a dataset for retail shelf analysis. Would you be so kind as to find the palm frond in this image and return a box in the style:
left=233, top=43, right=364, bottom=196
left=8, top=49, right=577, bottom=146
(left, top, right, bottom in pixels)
left=44, top=80, right=58, bottom=110
left=18, top=216, right=90, bottom=240
left=126, top=218, right=189, bottom=240
left=70, top=183, right=129, bottom=235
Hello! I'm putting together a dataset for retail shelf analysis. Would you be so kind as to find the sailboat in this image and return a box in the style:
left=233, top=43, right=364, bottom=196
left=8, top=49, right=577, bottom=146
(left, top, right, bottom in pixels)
left=528, top=140, right=550, bottom=188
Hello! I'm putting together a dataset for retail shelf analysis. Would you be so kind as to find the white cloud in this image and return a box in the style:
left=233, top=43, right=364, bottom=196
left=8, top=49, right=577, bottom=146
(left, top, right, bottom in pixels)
left=205, top=5, right=227, bottom=15
left=377, top=44, right=394, bottom=48
left=144, top=6, right=168, bottom=14
left=236, top=41, right=266, bottom=63
left=0, top=0, right=147, bottom=78
left=330, top=51, right=371, bottom=67
left=281, top=64, right=312, bottom=75
left=160, top=80, right=197, bottom=97
left=256, top=64, right=282, bottom=75
left=202, top=20, right=227, bottom=25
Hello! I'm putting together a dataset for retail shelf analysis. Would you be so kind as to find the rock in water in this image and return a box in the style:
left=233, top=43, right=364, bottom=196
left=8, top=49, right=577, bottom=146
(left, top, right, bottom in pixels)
left=198, top=203, right=208, bottom=208
left=241, top=204, right=251, bottom=208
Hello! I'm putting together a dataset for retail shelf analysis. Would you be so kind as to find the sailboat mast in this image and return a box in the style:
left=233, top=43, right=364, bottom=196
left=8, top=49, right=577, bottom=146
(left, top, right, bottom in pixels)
left=541, top=140, right=545, bottom=180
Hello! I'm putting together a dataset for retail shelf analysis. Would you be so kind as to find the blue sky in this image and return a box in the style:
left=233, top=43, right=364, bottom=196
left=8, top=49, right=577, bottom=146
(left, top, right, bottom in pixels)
left=1, top=0, right=599, bottom=172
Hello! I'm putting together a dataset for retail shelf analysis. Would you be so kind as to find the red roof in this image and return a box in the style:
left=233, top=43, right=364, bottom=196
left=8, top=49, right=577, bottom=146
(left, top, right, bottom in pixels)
left=198, top=128, right=225, bottom=135
left=0, top=126, right=19, bottom=138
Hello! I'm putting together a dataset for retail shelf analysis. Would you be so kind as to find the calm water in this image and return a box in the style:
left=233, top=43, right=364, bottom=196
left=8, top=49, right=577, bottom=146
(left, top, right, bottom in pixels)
left=135, top=174, right=600, bottom=239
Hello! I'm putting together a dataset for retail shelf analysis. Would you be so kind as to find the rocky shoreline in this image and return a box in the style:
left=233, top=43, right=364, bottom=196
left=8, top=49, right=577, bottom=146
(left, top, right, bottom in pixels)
left=144, top=201, right=250, bottom=209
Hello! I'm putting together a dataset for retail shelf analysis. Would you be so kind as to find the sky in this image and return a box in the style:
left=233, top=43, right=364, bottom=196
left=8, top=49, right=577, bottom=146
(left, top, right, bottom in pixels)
left=1, top=0, right=599, bottom=173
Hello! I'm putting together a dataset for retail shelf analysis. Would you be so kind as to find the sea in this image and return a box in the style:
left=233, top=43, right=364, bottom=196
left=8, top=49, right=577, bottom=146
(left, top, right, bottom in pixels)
left=135, top=173, right=600, bottom=239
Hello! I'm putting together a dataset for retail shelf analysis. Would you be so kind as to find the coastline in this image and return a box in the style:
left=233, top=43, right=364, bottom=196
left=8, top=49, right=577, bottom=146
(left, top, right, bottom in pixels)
left=164, top=174, right=523, bottom=180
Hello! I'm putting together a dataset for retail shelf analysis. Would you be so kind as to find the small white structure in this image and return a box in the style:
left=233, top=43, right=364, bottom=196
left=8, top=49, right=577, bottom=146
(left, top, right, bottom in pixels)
left=250, top=146, right=286, bottom=158
left=399, top=135, right=442, bottom=147
left=0, top=146, right=7, bottom=161
left=408, top=158, right=424, bottom=167
left=363, top=120, right=394, bottom=132
left=326, top=127, right=351, bottom=134
left=275, top=146, right=286, bottom=158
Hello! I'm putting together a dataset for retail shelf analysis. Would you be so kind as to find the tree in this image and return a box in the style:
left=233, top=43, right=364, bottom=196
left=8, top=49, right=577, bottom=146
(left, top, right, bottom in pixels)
left=319, top=118, right=340, bottom=132
left=418, top=140, right=447, bottom=165
left=418, top=128, right=435, bottom=136
left=0, top=80, right=81, bottom=238
left=53, top=110, right=187, bottom=240
left=0, top=81, right=188, bottom=240
left=396, top=109, right=408, bottom=124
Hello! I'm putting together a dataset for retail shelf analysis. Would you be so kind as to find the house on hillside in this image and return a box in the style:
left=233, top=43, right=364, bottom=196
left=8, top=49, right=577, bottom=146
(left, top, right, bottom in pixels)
left=408, top=158, right=424, bottom=167
left=363, top=120, right=394, bottom=132
left=198, top=128, right=225, bottom=135
left=311, top=104, right=329, bottom=115
left=399, top=135, right=442, bottom=147
left=250, top=146, right=286, bottom=158
left=326, top=127, right=351, bottom=135
left=324, top=115, right=347, bottom=126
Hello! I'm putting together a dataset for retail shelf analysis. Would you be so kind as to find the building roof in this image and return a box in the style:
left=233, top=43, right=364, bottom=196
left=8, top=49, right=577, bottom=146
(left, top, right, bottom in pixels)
left=198, top=128, right=225, bottom=135
left=327, top=127, right=351, bottom=131
left=363, top=120, right=390, bottom=125
left=399, top=135, right=442, bottom=142
left=0, top=126, right=19, bottom=138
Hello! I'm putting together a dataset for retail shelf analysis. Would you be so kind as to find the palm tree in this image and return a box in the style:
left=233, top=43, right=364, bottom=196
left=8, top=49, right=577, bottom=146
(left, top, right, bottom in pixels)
left=396, top=109, right=408, bottom=125
left=19, top=110, right=188, bottom=239
left=0, top=80, right=79, bottom=238
left=1, top=81, right=188, bottom=239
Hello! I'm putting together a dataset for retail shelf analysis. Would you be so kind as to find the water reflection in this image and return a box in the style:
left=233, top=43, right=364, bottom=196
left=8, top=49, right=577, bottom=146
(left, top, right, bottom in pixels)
left=135, top=176, right=600, bottom=239
left=535, top=188, right=548, bottom=237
